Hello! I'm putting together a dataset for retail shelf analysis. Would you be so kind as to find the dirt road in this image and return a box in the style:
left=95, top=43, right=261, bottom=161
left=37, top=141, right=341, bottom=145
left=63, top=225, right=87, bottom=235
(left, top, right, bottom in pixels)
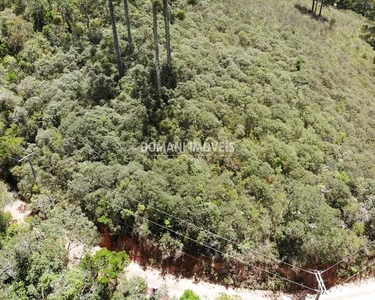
left=318, top=278, right=375, bottom=300
left=126, top=262, right=375, bottom=300
left=125, top=262, right=291, bottom=299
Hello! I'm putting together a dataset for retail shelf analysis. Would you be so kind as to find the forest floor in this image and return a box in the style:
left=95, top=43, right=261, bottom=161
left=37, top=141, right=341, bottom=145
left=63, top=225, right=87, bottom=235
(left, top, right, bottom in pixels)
left=3, top=199, right=30, bottom=224
left=1, top=181, right=30, bottom=224
left=2, top=183, right=375, bottom=300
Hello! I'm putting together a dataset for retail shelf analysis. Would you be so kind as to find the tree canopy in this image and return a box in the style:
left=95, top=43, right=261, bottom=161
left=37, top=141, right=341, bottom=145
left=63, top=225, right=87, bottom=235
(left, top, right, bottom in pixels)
left=1, top=0, right=375, bottom=297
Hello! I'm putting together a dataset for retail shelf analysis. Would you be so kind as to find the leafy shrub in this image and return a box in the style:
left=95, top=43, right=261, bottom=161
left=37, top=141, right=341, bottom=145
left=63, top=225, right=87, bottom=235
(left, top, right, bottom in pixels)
left=180, top=290, right=200, bottom=300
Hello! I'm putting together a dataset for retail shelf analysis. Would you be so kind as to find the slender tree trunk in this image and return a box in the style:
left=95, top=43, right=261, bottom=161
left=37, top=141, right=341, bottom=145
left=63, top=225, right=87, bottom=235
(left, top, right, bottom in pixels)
left=85, top=14, right=90, bottom=29
left=28, top=156, right=37, bottom=181
left=123, top=0, right=134, bottom=53
left=311, top=0, right=316, bottom=13
left=163, top=0, right=172, bottom=68
left=108, top=0, right=124, bottom=78
left=153, top=2, right=162, bottom=100
left=314, top=0, right=319, bottom=15
left=319, top=0, right=324, bottom=16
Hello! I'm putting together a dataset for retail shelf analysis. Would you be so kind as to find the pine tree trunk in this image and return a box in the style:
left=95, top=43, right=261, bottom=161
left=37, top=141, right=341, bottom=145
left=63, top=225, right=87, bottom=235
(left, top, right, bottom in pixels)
left=108, top=0, right=124, bottom=78
left=163, top=0, right=172, bottom=68
left=314, top=0, right=319, bottom=14
left=319, top=0, right=324, bottom=16
left=153, top=2, right=162, bottom=100
left=311, top=0, right=316, bottom=13
left=28, top=156, right=37, bottom=181
left=123, top=0, right=134, bottom=53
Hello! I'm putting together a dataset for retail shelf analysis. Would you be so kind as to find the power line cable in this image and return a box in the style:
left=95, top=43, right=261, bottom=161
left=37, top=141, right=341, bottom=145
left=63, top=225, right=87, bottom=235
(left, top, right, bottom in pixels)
left=91, top=167, right=375, bottom=279
left=33, top=171, right=318, bottom=292
left=45, top=161, right=313, bottom=275
left=31, top=169, right=319, bottom=291
left=129, top=213, right=319, bottom=292
left=120, top=194, right=315, bottom=274
left=339, top=259, right=375, bottom=285
left=321, top=240, right=375, bottom=274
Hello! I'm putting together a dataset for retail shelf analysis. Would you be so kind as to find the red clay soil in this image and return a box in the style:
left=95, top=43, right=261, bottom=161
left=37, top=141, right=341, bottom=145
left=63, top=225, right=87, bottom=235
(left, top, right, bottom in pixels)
left=99, top=228, right=345, bottom=292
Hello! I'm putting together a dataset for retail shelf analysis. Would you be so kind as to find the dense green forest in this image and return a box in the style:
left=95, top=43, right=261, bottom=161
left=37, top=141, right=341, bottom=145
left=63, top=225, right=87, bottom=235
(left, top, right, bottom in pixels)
left=1, top=0, right=375, bottom=298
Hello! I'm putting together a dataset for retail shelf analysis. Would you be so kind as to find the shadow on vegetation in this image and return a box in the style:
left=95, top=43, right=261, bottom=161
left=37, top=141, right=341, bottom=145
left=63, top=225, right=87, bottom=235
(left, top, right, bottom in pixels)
left=294, top=3, right=329, bottom=23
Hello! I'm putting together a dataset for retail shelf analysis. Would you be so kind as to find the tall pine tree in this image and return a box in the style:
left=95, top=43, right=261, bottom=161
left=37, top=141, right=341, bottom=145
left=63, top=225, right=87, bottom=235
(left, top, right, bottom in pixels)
left=152, top=0, right=162, bottom=99
left=123, top=0, right=134, bottom=53
left=163, top=0, right=172, bottom=68
left=108, top=0, right=124, bottom=78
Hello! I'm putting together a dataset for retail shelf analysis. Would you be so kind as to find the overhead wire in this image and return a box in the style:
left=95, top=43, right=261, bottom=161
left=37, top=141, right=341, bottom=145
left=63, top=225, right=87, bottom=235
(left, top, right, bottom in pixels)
left=339, top=259, right=375, bottom=285
left=118, top=194, right=315, bottom=274
left=321, top=240, right=375, bottom=274
left=128, top=213, right=320, bottom=292
left=34, top=170, right=319, bottom=292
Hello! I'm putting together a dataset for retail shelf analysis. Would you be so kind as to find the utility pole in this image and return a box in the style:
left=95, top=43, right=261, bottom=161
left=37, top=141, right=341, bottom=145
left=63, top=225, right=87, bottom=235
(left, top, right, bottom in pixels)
left=18, top=153, right=37, bottom=181
left=314, top=270, right=327, bottom=299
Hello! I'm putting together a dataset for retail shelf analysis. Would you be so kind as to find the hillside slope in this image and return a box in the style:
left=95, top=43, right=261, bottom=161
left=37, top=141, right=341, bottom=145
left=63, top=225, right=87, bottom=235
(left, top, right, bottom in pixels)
left=1, top=0, right=375, bottom=296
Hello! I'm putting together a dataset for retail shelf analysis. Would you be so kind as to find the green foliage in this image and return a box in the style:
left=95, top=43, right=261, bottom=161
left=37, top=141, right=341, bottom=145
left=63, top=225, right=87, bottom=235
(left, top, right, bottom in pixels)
left=151, top=284, right=170, bottom=300
left=180, top=290, right=200, bottom=300
left=188, top=0, right=200, bottom=5
left=0, top=10, right=33, bottom=55
left=5, top=70, right=18, bottom=83
left=159, top=232, right=184, bottom=260
left=328, top=0, right=375, bottom=49
left=362, top=23, right=375, bottom=49
left=330, top=0, right=375, bottom=20
left=0, top=128, right=24, bottom=177
left=48, top=268, right=85, bottom=300
left=0, top=41, right=8, bottom=58
left=1, top=0, right=375, bottom=294
left=0, top=211, right=11, bottom=234
left=295, top=58, right=304, bottom=71
left=81, top=249, right=129, bottom=285
left=79, top=249, right=129, bottom=299
left=175, top=10, right=186, bottom=21
left=113, top=276, right=148, bottom=300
